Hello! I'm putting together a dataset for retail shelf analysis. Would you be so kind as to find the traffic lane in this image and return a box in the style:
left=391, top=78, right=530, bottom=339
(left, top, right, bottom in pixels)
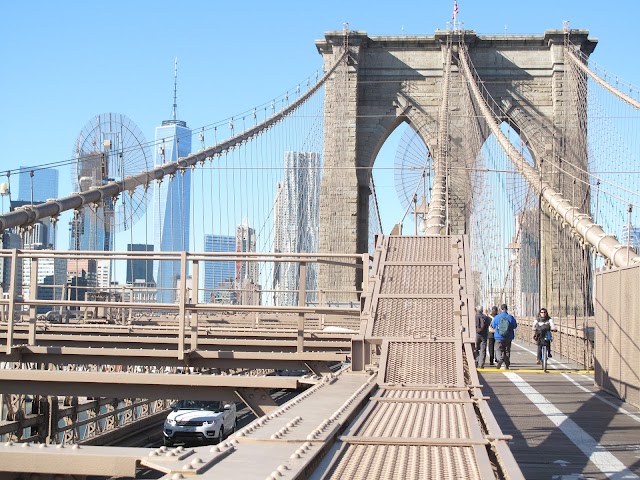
left=150, top=389, right=300, bottom=448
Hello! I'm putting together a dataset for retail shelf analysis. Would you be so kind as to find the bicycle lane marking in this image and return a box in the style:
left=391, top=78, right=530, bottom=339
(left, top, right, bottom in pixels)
left=561, top=373, right=640, bottom=424
left=504, top=372, right=639, bottom=479
left=512, top=342, right=571, bottom=370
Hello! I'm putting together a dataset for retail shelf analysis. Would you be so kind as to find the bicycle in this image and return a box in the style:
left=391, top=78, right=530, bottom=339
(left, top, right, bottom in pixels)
left=540, top=337, right=551, bottom=372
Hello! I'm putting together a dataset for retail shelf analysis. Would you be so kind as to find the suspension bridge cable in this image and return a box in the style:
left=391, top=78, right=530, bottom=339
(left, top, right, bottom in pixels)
left=458, top=40, right=640, bottom=268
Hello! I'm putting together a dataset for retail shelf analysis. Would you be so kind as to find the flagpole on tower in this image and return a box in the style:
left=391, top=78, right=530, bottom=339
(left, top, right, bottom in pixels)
left=452, top=1, right=459, bottom=31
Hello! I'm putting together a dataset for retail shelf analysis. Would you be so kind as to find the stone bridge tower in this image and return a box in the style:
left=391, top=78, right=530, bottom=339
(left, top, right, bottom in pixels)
left=316, top=29, right=597, bottom=316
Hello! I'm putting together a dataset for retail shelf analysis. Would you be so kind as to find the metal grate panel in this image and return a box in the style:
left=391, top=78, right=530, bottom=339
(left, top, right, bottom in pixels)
left=351, top=402, right=470, bottom=439
left=372, top=298, right=455, bottom=337
left=325, top=444, right=482, bottom=480
left=380, top=265, right=454, bottom=295
left=383, top=341, right=460, bottom=385
left=386, top=236, right=453, bottom=263
left=377, top=389, right=466, bottom=401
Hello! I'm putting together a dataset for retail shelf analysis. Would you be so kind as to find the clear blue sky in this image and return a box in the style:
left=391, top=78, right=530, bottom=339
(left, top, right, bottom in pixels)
left=1, top=0, right=637, bottom=241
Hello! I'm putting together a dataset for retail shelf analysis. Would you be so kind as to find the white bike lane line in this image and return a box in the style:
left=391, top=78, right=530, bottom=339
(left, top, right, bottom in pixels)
left=560, top=373, right=640, bottom=424
left=504, top=372, right=639, bottom=479
left=512, top=342, right=571, bottom=370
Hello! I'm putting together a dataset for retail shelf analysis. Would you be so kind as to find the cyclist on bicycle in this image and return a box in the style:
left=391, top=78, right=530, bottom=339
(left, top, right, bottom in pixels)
left=533, top=308, right=555, bottom=365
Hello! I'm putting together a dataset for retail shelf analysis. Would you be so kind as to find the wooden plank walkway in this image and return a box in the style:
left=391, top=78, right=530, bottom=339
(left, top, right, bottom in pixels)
left=479, top=341, right=640, bottom=479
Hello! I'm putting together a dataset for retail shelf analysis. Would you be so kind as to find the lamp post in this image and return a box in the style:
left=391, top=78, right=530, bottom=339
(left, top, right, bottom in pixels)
left=0, top=181, right=10, bottom=214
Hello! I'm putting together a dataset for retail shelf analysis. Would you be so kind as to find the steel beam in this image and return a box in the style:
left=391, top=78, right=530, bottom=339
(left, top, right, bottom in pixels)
left=0, top=370, right=303, bottom=400
left=0, top=346, right=347, bottom=369
left=0, top=443, right=144, bottom=477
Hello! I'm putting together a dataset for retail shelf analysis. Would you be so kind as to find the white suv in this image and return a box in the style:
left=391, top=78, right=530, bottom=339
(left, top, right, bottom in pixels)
left=163, top=400, right=237, bottom=446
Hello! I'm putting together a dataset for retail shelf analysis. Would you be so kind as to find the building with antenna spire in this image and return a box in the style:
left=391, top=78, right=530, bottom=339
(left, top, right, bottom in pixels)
left=153, top=58, right=192, bottom=304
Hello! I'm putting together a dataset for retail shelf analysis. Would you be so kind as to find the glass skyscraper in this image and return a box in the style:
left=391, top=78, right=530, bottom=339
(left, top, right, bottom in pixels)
left=126, top=244, right=155, bottom=285
left=17, top=166, right=59, bottom=204
left=68, top=117, right=121, bottom=254
left=17, top=168, right=59, bottom=247
left=153, top=119, right=192, bottom=303
left=203, top=234, right=236, bottom=303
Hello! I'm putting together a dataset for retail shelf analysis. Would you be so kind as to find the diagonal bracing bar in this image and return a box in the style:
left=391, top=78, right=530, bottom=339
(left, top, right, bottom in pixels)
left=234, top=387, right=279, bottom=417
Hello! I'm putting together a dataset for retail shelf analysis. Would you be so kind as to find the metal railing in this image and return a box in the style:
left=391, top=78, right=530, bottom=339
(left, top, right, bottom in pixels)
left=0, top=392, right=170, bottom=445
left=514, top=316, right=594, bottom=369
left=1, top=249, right=368, bottom=359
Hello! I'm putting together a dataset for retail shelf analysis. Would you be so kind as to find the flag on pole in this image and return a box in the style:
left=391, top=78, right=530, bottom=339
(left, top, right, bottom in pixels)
left=452, top=1, right=459, bottom=20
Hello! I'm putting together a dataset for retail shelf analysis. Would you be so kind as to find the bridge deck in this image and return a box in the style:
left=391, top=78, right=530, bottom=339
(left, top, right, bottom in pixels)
left=2, top=236, right=639, bottom=479
left=481, top=343, right=640, bottom=479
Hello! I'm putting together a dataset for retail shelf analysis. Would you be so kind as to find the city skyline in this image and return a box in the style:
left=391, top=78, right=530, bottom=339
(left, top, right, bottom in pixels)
left=4, top=1, right=633, bottom=250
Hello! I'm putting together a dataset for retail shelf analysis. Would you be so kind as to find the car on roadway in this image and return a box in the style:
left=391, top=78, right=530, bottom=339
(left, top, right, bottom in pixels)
left=163, top=400, right=237, bottom=446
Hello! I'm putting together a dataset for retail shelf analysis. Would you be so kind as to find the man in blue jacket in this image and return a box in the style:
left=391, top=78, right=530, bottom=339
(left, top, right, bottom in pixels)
left=489, top=303, right=518, bottom=369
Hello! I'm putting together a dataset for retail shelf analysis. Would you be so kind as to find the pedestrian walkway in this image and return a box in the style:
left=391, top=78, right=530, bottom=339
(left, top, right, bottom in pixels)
left=479, top=342, right=640, bottom=479
left=478, top=340, right=591, bottom=373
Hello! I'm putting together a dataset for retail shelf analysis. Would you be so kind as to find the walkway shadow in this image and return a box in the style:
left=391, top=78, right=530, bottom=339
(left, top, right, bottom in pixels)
left=479, top=353, right=640, bottom=479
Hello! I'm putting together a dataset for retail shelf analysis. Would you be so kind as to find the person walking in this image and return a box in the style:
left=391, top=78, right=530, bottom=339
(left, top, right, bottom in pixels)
left=474, top=306, right=490, bottom=368
left=532, top=308, right=555, bottom=364
left=487, top=306, right=498, bottom=365
left=490, top=304, right=517, bottom=369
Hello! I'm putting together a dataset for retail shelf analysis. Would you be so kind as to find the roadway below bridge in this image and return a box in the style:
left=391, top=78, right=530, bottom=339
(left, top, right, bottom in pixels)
left=86, top=390, right=302, bottom=480
left=74, top=345, right=640, bottom=480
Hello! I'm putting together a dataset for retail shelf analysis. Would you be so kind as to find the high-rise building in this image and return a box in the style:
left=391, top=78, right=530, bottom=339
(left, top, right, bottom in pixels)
left=69, top=122, right=121, bottom=253
left=1, top=230, right=22, bottom=295
left=5, top=201, right=53, bottom=298
left=153, top=62, right=192, bottom=304
left=235, top=221, right=259, bottom=305
left=10, top=200, right=54, bottom=249
left=21, top=220, right=54, bottom=250
left=22, top=256, right=67, bottom=314
left=17, top=167, right=59, bottom=204
left=203, top=234, right=236, bottom=303
left=126, top=244, right=155, bottom=284
left=273, top=151, right=321, bottom=306
left=125, top=244, right=156, bottom=304
left=621, top=225, right=640, bottom=251
left=67, top=258, right=97, bottom=292
left=96, top=259, right=111, bottom=290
